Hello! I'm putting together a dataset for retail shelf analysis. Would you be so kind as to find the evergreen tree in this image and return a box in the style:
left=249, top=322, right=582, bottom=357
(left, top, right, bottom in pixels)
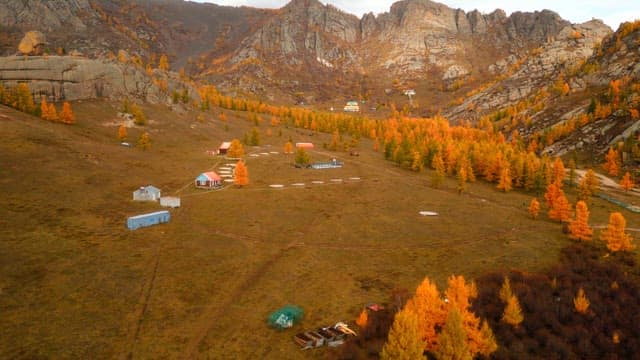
left=499, top=276, right=513, bottom=304
left=404, top=277, right=446, bottom=352
left=620, top=172, right=634, bottom=191
left=137, top=132, right=150, bottom=150
left=600, top=212, right=634, bottom=252
left=59, top=102, right=75, bottom=124
left=117, top=125, right=127, bottom=141
left=502, top=295, right=524, bottom=327
left=568, top=201, right=593, bottom=241
left=295, top=147, right=310, bottom=166
left=380, top=309, right=424, bottom=360
left=234, top=160, right=249, bottom=187
left=573, top=288, right=590, bottom=314
left=227, top=139, right=245, bottom=158
left=431, top=153, right=445, bottom=188
left=435, top=307, right=471, bottom=360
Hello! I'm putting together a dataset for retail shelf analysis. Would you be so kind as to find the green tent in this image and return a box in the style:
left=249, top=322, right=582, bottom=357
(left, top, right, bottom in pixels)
left=268, top=305, right=304, bottom=330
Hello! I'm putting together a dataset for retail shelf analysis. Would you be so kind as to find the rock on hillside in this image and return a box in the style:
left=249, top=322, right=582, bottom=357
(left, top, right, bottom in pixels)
left=0, top=56, right=199, bottom=104
left=444, top=20, right=612, bottom=120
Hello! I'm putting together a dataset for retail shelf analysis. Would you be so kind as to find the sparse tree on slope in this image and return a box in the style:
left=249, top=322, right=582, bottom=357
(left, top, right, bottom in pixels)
left=579, top=169, right=599, bottom=201
left=620, top=172, right=634, bottom=191
left=158, top=54, right=170, bottom=71
left=499, top=276, right=513, bottom=304
left=600, top=212, right=634, bottom=252
left=603, top=147, right=620, bottom=177
left=548, top=189, right=571, bottom=222
left=59, top=102, right=75, bottom=124
left=295, top=147, right=310, bottom=166
left=380, top=309, right=424, bottom=360
left=568, top=200, right=593, bottom=241
left=137, top=132, right=150, bottom=150
left=234, top=159, right=249, bottom=187
left=283, top=141, right=293, bottom=154
left=117, top=125, right=127, bottom=141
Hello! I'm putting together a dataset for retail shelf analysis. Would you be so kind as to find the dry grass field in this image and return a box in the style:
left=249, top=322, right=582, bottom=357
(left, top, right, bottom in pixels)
left=1, top=101, right=638, bottom=359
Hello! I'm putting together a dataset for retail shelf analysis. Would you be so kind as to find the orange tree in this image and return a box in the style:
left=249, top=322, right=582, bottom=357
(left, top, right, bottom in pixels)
left=600, top=212, right=634, bottom=252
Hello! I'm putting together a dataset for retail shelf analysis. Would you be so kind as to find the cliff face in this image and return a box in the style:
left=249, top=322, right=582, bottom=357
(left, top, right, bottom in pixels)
left=0, top=56, right=199, bottom=104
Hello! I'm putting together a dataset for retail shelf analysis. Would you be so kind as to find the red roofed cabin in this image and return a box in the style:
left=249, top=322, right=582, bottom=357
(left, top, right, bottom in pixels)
left=218, top=141, right=231, bottom=155
left=295, top=142, right=314, bottom=149
left=195, top=172, right=222, bottom=189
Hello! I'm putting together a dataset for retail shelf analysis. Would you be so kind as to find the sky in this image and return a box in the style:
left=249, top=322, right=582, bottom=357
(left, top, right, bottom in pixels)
left=193, top=0, right=640, bottom=30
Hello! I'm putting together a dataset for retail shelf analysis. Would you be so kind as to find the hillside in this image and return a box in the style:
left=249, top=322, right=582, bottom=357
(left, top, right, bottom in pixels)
left=2, top=1, right=640, bottom=358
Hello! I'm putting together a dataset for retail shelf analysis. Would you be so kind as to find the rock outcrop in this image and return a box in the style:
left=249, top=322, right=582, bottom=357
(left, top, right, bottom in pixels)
left=18, top=31, right=47, bottom=56
left=0, top=56, right=199, bottom=104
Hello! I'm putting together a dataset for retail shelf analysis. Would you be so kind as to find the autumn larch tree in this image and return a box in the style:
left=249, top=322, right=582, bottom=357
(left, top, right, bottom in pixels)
left=603, top=147, right=620, bottom=177
left=578, top=169, right=599, bottom=201
left=227, top=139, right=244, bottom=158
left=380, top=308, right=424, bottom=360
left=131, top=103, right=146, bottom=126
left=502, top=294, right=524, bottom=328
left=137, top=132, right=150, bottom=150
left=600, top=212, right=634, bottom=252
left=568, top=200, right=593, bottom=241
left=457, top=166, right=467, bottom=194
left=431, top=153, right=445, bottom=188
left=117, top=125, right=127, bottom=141
left=620, top=172, right=634, bottom=191
left=434, top=307, right=471, bottom=360
left=234, top=159, right=249, bottom=187
left=294, top=147, right=310, bottom=166
left=544, top=182, right=561, bottom=209
left=283, top=141, right=294, bottom=154
left=158, top=54, right=170, bottom=71
left=355, top=309, right=368, bottom=330
left=551, top=157, right=565, bottom=186
left=59, top=102, right=75, bottom=124
left=528, top=198, right=540, bottom=220
left=499, top=276, right=512, bottom=304
left=573, top=287, right=590, bottom=314
left=478, top=320, right=498, bottom=357
left=496, top=166, right=512, bottom=192
left=404, top=277, right=445, bottom=352
left=548, top=189, right=571, bottom=222
left=40, top=96, right=51, bottom=120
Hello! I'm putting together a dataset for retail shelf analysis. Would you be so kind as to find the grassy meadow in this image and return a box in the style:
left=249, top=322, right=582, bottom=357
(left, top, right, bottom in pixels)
left=0, top=101, right=638, bottom=359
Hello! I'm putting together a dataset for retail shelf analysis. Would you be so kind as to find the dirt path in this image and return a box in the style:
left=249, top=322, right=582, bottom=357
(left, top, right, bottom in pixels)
left=180, top=237, right=299, bottom=359
left=120, top=248, right=161, bottom=360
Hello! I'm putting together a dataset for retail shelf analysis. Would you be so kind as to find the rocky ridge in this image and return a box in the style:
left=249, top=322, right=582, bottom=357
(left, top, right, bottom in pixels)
left=0, top=55, right=199, bottom=104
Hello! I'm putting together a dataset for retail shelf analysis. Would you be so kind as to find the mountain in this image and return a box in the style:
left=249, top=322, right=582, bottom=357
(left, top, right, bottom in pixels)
left=0, top=0, right=609, bottom=104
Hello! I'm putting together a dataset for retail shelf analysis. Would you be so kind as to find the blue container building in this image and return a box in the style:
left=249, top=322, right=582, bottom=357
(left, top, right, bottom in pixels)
left=127, top=210, right=170, bottom=230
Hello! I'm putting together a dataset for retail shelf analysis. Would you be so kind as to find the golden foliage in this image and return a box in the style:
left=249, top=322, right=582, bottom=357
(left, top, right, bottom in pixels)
left=600, top=212, right=634, bottom=252
left=356, top=309, right=368, bottom=329
left=227, top=139, right=244, bottom=158
left=59, top=102, right=75, bottom=124
left=569, top=201, right=593, bottom=241
left=117, top=125, right=127, bottom=141
left=380, top=309, right=424, bottom=360
left=233, top=159, right=249, bottom=187
left=620, top=172, right=634, bottom=191
left=502, top=295, right=524, bottom=327
left=573, top=288, right=590, bottom=314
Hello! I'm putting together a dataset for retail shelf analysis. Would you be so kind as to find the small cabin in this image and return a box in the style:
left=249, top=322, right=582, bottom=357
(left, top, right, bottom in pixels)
left=160, top=196, right=181, bottom=208
left=218, top=141, right=231, bottom=155
left=133, top=185, right=161, bottom=201
left=343, top=101, right=360, bottom=112
left=127, top=211, right=170, bottom=230
left=195, top=172, right=222, bottom=188
left=295, top=142, right=314, bottom=149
